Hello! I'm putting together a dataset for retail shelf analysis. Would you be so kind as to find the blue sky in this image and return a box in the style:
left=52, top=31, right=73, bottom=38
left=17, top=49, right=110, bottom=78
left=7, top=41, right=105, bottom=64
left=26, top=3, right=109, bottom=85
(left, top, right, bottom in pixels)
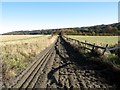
left=1, top=2, right=118, bottom=34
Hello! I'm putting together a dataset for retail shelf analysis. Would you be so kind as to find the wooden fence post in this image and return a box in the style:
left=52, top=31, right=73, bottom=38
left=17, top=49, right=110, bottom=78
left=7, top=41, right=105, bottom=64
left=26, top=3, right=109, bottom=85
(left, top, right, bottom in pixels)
left=92, top=43, right=95, bottom=51
left=85, top=40, right=87, bottom=49
left=66, top=37, right=68, bottom=41
left=77, top=40, right=79, bottom=45
left=102, top=44, right=108, bottom=55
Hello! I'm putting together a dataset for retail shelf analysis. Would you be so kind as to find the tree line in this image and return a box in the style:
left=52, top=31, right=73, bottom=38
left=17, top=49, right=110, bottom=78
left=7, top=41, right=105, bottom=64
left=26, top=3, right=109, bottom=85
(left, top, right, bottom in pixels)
left=2, top=22, right=120, bottom=36
left=62, top=23, right=120, bottom=36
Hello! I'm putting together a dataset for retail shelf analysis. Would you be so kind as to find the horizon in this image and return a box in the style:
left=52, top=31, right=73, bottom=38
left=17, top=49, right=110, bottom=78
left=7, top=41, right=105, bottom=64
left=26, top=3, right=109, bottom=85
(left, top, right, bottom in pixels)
left=1, top=22, right=119, bottom=34
left=1, top=2, right=118, bottom=34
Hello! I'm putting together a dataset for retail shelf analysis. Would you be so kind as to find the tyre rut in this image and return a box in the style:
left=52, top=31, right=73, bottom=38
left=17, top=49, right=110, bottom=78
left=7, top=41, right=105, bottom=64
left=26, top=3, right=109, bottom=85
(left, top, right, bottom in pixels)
left=9, top=36, right=120, bottom=89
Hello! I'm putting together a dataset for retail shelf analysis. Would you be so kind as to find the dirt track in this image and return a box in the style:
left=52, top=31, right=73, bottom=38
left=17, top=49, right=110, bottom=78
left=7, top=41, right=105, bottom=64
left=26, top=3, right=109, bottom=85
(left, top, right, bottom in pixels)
left=3, top=36, right=120, bottom=89
left=37, top=36, right=119, bottom=89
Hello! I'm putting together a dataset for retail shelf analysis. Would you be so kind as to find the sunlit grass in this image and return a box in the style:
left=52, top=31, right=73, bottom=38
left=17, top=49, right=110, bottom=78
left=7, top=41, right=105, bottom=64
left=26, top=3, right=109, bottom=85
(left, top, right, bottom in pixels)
left=1, top=35, right=57, bottom=85
left=66, top=35, right=120, bottom=67
left=0, top=35, right=44, bottom=42
left=66, top=35, right=118, bottom=47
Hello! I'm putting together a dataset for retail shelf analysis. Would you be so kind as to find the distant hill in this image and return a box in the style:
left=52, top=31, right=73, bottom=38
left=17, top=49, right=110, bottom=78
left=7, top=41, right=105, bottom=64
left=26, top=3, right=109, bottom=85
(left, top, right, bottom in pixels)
left=2, top=29, right=60, bottom=35
left=62, top=22, right=120, bottom=36
left=2, top=22, right=120, bottom=35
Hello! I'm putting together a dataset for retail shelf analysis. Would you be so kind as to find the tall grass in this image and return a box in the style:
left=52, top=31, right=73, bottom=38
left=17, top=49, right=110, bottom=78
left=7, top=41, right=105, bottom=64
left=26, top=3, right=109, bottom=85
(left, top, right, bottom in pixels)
left=0, top=35, right=57, bottom=85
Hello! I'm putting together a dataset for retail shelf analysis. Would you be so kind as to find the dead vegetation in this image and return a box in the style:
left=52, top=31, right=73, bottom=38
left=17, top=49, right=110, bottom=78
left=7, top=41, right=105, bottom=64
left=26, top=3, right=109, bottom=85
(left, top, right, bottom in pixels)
left=0, top=35, right=57, bottom=86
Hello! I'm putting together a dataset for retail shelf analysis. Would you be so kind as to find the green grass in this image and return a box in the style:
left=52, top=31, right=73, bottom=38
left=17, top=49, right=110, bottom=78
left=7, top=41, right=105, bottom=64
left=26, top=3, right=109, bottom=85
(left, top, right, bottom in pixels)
left=66, top=35, right=120, bottom=67
left=66, top=35, right=118, bottom=47
left=106, top=54, right=120, bottom=66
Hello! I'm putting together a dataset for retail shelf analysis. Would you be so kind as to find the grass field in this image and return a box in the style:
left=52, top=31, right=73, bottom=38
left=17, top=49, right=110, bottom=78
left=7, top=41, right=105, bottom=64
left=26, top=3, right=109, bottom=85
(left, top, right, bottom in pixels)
left=66, top=35, right=120, bottom=67
left=66, top=35, right=118, bottom=47
left=0, top=35, right=45, bottom=42
left=0, top=35, right=57, bottom=84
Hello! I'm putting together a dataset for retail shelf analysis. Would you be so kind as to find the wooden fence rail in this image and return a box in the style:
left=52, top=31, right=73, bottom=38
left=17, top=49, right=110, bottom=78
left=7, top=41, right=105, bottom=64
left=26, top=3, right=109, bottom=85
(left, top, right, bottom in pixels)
left=62, top=35, right=120, bottom=56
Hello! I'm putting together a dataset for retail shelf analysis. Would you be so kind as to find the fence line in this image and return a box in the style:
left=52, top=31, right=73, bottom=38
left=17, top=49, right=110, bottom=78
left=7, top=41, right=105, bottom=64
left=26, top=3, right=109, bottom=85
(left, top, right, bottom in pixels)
left=107, top=46, right=120, bottom=51
left=62, top=35, right=120, bottom=55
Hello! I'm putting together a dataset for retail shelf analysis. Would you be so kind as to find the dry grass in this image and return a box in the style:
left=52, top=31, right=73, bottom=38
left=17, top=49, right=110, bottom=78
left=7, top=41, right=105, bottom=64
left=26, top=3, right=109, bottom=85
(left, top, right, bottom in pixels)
left=0, top=35, right=44, bottom=42
left=0, top=35, right=57, bottom=85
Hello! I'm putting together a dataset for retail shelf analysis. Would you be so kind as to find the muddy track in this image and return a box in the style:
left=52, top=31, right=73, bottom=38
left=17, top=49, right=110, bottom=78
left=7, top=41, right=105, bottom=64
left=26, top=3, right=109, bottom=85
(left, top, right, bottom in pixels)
left=5, top=36, right=120, bottom=89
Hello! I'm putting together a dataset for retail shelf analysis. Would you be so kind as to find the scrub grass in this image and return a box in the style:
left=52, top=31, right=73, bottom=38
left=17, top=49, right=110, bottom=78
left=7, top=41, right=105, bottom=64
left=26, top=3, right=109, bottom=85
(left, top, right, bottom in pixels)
left=0, top=35, right=57, bottom=85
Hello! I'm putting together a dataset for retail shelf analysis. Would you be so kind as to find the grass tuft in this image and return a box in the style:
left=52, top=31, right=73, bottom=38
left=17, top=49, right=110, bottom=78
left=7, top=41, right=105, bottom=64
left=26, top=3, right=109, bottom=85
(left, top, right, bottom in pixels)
left=1, top=35, right=57, bottom=85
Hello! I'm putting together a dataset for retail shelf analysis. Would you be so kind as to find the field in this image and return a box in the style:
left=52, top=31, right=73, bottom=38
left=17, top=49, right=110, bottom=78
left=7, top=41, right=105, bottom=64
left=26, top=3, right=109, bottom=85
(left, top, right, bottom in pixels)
left=66, top=35, right=120, bottom=67
left=66, top=35, right=118, bottom=47
left=1, top=35, right=120, bottom=88
left=0, top=35, right=44, bottom=42
left=0, top=35, right=57, bottom=84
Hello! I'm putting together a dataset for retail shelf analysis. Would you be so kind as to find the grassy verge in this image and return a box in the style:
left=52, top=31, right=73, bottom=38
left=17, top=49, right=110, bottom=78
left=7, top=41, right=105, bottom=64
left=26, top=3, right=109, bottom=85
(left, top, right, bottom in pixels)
left=65, top=35, right=120, bottom=67
left=104, top=53, right=120, bottom=67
